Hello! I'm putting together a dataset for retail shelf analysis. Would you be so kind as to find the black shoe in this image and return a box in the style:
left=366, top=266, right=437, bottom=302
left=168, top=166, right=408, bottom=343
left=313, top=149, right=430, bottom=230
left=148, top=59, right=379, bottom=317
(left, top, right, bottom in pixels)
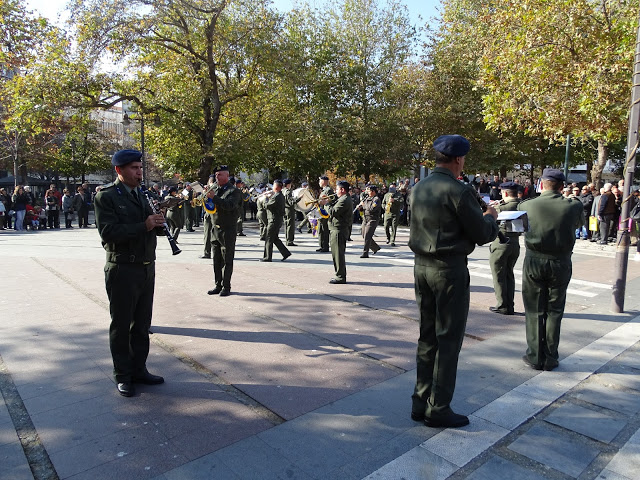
left=259, top=236, right=266, bottom=241
left=599, top=241, right=608, bottom=245
left=238, top=233, right=246, bottom=236
left=133, top=371, right=164, bottom=385
left=372, top=249, right=379, bottom=255
left=360, top=253, right=369, bottom=258
left=489, top=306, right=514, bottom=315
left=347, top=238, right=353, bottom=241
left=207, top=286, right=222, bottom=295
left=390, top=242, right=396, bottom=247
left=281, top=253, right=291, bottom=261
left=187, top=229, right=195, bottom=232
left=386, top=240, right=390, bottom=244
left=219, top=288, right=231, bottom=297
left=286, top=243, right=297, bottom=246
left=543, top=361, right=559, bottom=371
left=424, top=412, right=469, bottom=428
left=522, top=355, right=543, bottom=370
left=297, top=228, right=303, bottom=233
left=316, top=248, right=330, bottom=252
left=411, top=411, right=424, bottom=422
left=117, top=382, right=135, bottom=397
left=307, top=229, right=312, bottom=233
left=260, top=258, right=272, bottom=262
left=200, top=254, right=211, bottom=259
left=329, top=278, right=346, bottom=284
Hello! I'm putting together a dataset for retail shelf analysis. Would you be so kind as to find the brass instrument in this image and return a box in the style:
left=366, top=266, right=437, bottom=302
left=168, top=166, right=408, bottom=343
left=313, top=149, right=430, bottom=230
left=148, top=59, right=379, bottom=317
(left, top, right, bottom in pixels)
left=304, top=193, right=336, bottom=208
left=385, top=197, right=393, bottom=214
left=472, top=187, right=509, bottom=245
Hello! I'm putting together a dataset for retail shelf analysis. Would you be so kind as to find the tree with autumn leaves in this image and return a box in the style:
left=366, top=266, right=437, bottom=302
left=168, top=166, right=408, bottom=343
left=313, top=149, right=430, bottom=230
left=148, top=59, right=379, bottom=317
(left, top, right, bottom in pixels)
left=2, top=0, right=639, bottom=185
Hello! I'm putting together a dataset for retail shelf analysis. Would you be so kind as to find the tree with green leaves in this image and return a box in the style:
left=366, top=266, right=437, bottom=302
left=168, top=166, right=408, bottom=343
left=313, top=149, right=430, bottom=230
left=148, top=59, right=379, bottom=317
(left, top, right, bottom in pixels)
left=474, top=0, right=637, bottom=186
left=62, top=0, right=283, bottom=183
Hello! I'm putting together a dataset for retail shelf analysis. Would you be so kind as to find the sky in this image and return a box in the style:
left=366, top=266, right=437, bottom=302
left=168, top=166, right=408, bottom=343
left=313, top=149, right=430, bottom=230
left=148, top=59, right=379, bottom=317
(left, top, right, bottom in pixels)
left=25, top=0, right=442, bottom=28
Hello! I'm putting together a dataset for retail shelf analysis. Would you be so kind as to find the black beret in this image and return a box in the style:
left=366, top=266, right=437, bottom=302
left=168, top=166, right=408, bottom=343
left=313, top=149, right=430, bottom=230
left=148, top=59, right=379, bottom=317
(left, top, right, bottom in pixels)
left=215, top=165, right=229, bottom=173
left=273, top=179, right=283, bottom=186
left=319, top=175, right=329, bottom=181
left=336, top=180, right=350, bottom=189
left=541, top=168, right=566, bottom=183
left=282, top=178, right=292, bottom=186
left=236, top=178, right=244, bottom=184
left=499, top=181, right=519, bottom=191
left=168, top=186, right=177, bottom=194
left=112, top=149, right=143, bottom=166
left=367, top=185, right=378, bottom=192
left=433, top=135, right=470, bottom=157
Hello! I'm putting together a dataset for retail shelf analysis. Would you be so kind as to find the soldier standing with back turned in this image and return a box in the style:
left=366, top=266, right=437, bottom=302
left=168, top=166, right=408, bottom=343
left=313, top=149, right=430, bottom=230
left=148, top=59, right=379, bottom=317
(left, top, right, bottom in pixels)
left=382, top=183, right=404, bottom=246
left=357, top=185, right=381, bottom=258
left=518, top=168, right=584, bottom=371
left=489, top=181, right=522, bottom=316
left=409, top=135, right=498, bottom=428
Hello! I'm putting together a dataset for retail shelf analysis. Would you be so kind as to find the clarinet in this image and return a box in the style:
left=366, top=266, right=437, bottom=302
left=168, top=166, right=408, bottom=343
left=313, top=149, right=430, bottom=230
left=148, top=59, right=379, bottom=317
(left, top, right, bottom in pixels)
left=143, top=191, right=182, bottom=255
left=472, top=188, right=510, bottom=245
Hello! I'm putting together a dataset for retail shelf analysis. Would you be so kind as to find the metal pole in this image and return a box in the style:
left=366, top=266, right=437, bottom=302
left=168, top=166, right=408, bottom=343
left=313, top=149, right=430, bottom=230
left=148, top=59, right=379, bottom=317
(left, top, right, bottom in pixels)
left=140, top=114, right=147, bottom=187
left=563, top=134, right=571, bottom=181
left=611, top=12, right=640, bottom=313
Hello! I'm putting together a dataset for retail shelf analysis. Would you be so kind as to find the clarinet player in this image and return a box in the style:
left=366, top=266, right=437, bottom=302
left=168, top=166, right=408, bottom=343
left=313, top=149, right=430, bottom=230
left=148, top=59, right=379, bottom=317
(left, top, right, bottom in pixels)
left=94, top=149, right=166, bottom=398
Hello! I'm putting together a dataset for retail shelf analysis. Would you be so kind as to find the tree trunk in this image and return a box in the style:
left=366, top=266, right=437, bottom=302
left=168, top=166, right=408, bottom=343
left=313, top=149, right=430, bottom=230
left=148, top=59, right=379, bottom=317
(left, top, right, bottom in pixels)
left=198, top=155, right=215, bottom=185
left=590, top=140, right=608, bottom=189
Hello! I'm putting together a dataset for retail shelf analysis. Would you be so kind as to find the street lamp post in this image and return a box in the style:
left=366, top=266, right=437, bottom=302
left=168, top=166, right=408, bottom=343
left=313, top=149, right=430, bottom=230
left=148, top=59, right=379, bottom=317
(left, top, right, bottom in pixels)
left=122, top=112, right=147, bottom=186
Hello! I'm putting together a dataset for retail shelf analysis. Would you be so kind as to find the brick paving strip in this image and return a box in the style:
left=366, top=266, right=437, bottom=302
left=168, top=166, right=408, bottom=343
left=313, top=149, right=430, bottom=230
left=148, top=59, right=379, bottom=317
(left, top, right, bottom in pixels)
left=0, top=354, right=59, bottom=480
left=364, top=317, right=640, bottom=480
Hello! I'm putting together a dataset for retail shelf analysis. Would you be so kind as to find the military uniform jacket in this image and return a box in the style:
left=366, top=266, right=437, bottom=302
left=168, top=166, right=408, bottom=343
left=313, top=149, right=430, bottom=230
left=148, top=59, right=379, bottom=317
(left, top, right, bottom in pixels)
left=327, top=194, right=353, bottom=231
left=518, top=190, right=584, bottom=258
left=166, top=199, right=185, bottom=228
left=362, top=196, right=381, bottom=223
left=210, top=183, right=242, bottom=229
left=495, top=197, right=521, bottom=239
left=409, top=167, right=498, bottom=260
left=382, top=192, right=404, bottom=215
left=94, top=179, right=161, bottom=264
left=266, top=191, right=286, bottom=228
left=282, top=188, right=296, bottom=216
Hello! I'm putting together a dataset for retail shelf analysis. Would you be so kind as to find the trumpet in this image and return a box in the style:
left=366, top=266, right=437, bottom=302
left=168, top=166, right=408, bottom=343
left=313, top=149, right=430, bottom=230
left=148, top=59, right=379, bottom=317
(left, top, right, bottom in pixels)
left=304, top=193, right=336, bottom=207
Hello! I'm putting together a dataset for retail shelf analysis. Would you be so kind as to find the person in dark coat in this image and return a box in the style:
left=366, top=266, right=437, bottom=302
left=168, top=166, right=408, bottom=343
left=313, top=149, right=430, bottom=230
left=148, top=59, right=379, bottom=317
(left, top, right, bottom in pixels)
left=261, top=179, right=291, bottom=262
left=409, top=135, right=498, bottom=429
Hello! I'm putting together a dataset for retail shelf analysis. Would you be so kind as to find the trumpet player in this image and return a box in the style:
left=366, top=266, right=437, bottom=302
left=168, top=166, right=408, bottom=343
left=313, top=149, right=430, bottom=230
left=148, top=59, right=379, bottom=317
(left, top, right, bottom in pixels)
left=357, top=185, right=382, bottom=258
left=165, top=187, right=184, bottom=242
left=317, top=175, right=334, bottom=252
left=94, top=149, right=166, bottom=397
left=382, top=182, right=404, bottom=246
left=319, top=180, right=352, bottom=283
left=183, top=182, right=196, bottom=232
left=206, top=165, right=242, bottom=296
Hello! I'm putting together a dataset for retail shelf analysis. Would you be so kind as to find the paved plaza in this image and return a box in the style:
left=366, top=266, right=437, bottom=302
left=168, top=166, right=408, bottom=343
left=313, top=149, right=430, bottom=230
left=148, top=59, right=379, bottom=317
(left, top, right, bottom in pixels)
left=1, top=220, right=640, bottom=479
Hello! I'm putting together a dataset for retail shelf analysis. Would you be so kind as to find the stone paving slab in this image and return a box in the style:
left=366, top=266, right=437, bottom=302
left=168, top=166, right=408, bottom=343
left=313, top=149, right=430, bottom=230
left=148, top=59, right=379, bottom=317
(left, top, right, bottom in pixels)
left=574, top=380, right=640, bottom=416
left=544, top=401, right=627, bottom=444
left=507, top=423, right=601, bottom=477
left=600, top=428, right=640, bottom=479
left=464, top=455, right=549, bottom=480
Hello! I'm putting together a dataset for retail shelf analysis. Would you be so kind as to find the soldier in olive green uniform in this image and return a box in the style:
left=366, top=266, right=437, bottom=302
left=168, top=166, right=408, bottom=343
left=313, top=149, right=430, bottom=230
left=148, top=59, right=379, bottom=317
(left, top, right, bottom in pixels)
left=409, top=135, right=498, bottom=428
left=322, top=180, right=352, bottom=283
left=200, top=175, right=216, bottom=259
left=94, top=149, right=166, bottom=397
left=206, top=166, right=242, bottom=296
left=257, top=190, right=268, bottom=241
left=235, top=178, right=248, bottom=236
left=183, top=183, right=195, bottom=231
left=317, top=176, right=334, bottom=252
left=262, top=180, right=292, bottom=262
left=382, top=183, right=404, bottom=246
left=489, top=182, right=522, bottom=315
left=282, top=179, right=297, bottom=246
left=165, top=187, right=184, bottom=242
left=518, top=168, right=584, bottom=371
left=357, top=185, right=381, bottom=258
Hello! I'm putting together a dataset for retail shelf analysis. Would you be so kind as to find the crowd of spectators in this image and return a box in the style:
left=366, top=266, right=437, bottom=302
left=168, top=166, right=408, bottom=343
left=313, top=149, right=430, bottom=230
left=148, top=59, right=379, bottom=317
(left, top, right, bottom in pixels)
left=0, top=183, right=95, bottom=231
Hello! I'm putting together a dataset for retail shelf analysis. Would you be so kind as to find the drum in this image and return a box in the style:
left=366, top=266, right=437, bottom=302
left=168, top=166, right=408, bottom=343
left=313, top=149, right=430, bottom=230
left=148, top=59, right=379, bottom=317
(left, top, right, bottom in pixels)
left=293, top=187, right=316, bottom=213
